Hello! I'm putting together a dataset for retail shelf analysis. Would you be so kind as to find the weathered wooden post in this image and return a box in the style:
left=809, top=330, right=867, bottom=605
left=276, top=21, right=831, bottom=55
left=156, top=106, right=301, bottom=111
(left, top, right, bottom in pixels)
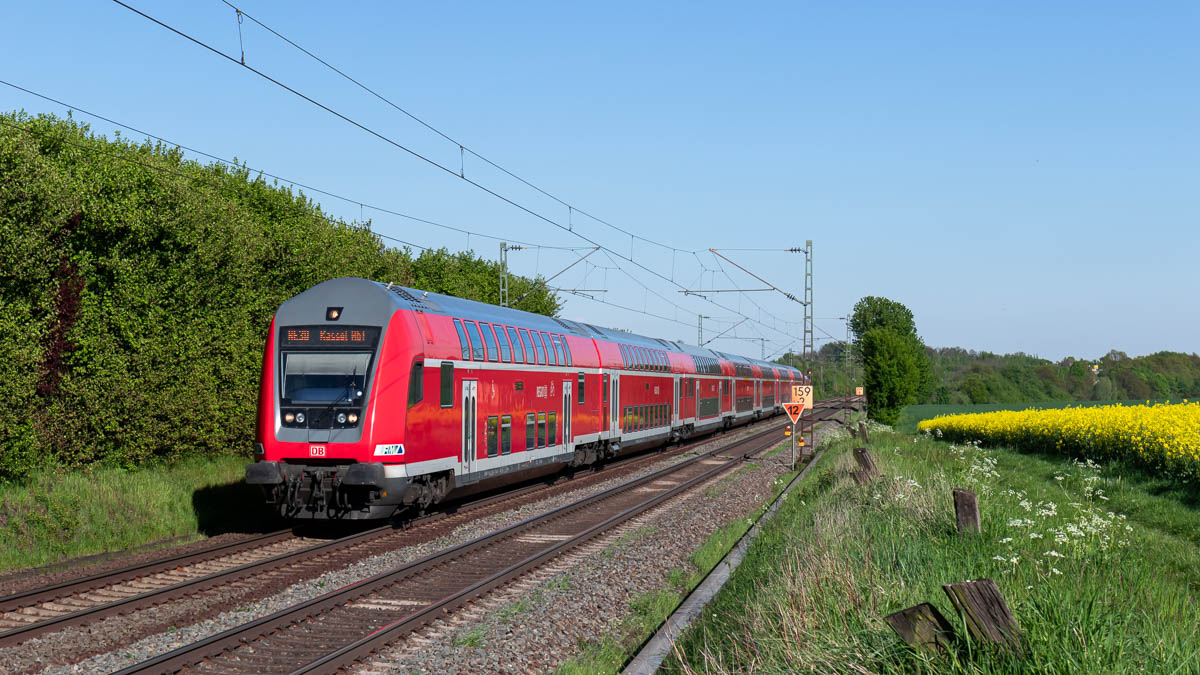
left=848, top=424, right=858, bottom=439
left=858, top=421, right=869, bottom=444
left=942, top=579, right=1025, bottom=654
left=952, top=488, right=981, bottom=533
left=884, top=603, right=956, bottom=654
left=852, top=447, right=879, bottom=483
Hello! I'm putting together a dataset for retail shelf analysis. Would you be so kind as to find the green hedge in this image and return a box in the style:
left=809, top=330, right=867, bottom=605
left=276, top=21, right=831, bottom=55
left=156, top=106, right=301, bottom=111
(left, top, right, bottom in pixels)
left=0, top=111, right=558, bottom=481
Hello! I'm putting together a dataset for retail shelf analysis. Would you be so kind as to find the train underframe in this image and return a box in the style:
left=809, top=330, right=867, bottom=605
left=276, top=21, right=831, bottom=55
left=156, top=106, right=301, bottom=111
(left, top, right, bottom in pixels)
left=248, top=409, right=775, bottom=520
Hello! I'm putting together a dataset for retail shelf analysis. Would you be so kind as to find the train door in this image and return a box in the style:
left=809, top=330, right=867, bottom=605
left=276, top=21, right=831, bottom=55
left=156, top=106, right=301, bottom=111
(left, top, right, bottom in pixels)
left=562, top=380, right=573, bottom=453
left=611, top=374, right=620, bottom=432
left=673, top=376, right=680, bottom=425
left=461, top=379, right=477, bottom=474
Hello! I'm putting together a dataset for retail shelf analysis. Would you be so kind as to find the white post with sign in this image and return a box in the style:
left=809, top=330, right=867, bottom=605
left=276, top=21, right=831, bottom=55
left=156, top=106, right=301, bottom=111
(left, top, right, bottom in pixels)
left=784, top=385, right=812, bottom=470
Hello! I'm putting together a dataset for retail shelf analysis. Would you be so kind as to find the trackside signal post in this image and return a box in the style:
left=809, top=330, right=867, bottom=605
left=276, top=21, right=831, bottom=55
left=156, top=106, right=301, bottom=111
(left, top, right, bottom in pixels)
left=785, top=385, right=813, bottom=470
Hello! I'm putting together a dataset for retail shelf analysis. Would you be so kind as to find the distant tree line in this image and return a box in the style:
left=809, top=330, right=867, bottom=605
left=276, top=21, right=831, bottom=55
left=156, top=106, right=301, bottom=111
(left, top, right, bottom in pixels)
left=922, top=348, right=1200, bottom=405
left=0, top=112, right=559, bottom=481
left=776, top=295, right=1200, bottom=423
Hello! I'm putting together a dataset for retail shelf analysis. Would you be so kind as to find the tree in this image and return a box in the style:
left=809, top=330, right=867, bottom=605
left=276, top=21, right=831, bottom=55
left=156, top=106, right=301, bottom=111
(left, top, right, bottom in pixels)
left=860, top=327, right=923, bottom=425
left=849, top=296, right=932, bottom=416
left=849, top=296, right=917, bottom=350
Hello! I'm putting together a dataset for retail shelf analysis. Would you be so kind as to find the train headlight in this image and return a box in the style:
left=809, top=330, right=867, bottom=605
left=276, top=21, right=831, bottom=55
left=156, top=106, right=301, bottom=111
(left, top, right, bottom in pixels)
left=336, top=413, right=347, bottom=425
left=295, top=412, right=306, bottom=425
left=284, top=412, right=295, bottom=423
left=348, top=413, right=359, bottom=424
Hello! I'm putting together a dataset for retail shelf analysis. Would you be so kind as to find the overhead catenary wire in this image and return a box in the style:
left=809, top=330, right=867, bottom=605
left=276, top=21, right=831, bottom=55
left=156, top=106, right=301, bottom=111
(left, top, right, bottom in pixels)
left=108, top=1, right=813, bottom=348
left=194, top=1, right=815, bottom=338
left=0, top=79, right=589, bottom=254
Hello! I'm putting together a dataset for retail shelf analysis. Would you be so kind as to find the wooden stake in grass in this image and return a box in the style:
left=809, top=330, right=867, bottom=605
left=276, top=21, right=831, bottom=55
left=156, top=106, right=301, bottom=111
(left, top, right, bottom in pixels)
left=848, top=424, right=858, bottom=439
left=942, top=578, right=1025, bottom=654
left=858, top=421, right=869, bottom=444
left=853, top=448, right=879, bottom=482
left=884, top=603, right=956, bottom=655
left=952, top=488, right=981, bottom=534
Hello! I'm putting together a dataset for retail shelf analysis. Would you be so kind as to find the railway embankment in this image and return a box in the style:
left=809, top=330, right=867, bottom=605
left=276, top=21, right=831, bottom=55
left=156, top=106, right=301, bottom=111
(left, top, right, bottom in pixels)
left=0, top=456, right=270, bottom=577
left=0, top=419, right=791, bottom=673
left=661, top=425, right=1200, bottom=673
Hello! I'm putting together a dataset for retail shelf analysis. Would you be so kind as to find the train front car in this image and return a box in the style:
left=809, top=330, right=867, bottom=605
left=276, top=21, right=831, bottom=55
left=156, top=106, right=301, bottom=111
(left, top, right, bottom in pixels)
left=246, top=278, right=422, bottom=519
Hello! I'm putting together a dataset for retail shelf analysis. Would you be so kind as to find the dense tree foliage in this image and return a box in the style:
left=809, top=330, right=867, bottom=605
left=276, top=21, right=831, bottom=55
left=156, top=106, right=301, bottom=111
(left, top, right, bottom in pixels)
left=848, top=297, right=931, bottom=422
left=847, top=296, right=917, bottom=351
left=859, top=328, right=924, bottom=425
left=923, top=348, right=1200, bottom=404
left=0, top=112, right=558, bottom=481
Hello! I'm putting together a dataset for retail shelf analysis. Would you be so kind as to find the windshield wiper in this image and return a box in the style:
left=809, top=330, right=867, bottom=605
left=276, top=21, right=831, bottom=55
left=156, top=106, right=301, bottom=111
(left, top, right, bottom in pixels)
left=314, top=366, right=360, bottom=428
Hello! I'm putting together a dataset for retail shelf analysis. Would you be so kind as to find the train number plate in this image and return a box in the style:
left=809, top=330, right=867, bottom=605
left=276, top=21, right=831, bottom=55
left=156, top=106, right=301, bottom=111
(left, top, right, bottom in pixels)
left=309, top=445, right=326, bottom=457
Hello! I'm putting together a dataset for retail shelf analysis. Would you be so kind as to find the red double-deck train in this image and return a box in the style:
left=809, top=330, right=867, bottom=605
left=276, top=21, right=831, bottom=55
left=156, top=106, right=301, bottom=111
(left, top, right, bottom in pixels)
left=246, top=277, right=806, bottom=519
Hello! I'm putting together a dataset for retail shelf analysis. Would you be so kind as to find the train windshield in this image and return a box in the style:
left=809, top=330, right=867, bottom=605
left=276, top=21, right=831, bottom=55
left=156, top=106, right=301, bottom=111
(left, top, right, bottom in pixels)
left=281, top=352, right=371, bottom=404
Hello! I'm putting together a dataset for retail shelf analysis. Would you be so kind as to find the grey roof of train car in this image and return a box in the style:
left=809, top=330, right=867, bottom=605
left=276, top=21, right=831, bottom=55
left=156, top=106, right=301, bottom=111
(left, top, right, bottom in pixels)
left=318, top=278, right=799, bottom=377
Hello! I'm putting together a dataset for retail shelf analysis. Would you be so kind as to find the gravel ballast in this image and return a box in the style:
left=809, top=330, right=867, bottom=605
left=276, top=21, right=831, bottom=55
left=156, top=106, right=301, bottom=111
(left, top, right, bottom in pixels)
left=9, top=421, right=786, bottom=674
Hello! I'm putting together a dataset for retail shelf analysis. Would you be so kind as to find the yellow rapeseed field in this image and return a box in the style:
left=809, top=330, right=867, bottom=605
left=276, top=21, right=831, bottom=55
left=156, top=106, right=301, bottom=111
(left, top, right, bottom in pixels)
left=917, top=402, right=1200, bottom=481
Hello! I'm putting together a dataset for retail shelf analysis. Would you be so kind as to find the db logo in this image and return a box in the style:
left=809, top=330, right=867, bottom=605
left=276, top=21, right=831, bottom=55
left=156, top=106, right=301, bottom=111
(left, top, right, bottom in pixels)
left=309, top=445, right=327, bottom=457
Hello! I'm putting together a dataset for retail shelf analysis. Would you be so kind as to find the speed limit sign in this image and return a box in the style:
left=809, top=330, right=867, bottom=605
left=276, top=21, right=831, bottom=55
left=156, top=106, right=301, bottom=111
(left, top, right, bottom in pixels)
left=791, top=385, right=813, bottom=411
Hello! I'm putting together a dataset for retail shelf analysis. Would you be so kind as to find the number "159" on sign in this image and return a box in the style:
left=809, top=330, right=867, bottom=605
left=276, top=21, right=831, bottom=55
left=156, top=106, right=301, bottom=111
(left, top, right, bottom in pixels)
left=791, top=385, right=813, bottom=410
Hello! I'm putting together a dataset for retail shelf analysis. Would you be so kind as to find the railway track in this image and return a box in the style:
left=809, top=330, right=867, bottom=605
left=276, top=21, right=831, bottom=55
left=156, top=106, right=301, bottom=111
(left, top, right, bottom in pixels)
left=0, top=405, right=847, bottom=652
left=116, top=420, right=799, bottom=674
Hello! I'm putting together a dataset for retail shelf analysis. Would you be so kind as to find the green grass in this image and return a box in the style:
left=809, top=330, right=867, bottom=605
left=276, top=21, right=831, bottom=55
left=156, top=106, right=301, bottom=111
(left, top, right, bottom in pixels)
left=663, top=427, right=1200, bottom=673
left=0, top=454, right=276, bottom=573
left=453, top=626, right=487, bottom=648
left=896, top=399, right=1173, bottom=433
left=557, top=443, right=803, bottom=674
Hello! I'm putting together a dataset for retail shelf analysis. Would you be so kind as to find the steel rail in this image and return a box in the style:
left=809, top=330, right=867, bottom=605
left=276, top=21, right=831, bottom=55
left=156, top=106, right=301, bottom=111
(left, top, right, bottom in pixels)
left=116, top=423, right=791, bottom=674
left=0, top=411, right=801, bottom=649
left=0, top=530, right=294, bottom=613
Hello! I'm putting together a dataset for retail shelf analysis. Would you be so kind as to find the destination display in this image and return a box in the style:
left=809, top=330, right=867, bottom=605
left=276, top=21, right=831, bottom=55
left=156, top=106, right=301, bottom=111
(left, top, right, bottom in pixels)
left=280, top=325, right=380, bottom=349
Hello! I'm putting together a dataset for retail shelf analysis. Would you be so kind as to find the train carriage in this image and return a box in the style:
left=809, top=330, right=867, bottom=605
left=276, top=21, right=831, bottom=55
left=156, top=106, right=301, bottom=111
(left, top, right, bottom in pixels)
left=246, top=277, right=805, bottom=519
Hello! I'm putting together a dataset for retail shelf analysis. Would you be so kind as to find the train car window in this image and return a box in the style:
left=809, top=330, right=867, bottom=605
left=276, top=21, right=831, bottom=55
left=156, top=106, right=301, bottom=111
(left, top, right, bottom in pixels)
left=619, top=344, right=627, bottom=368
left=501, top=416, right=512, bottom=455
left=624, top=406, right=631, bottom=431
left=603, top=373, right=609, bottom=403
left=577, top=373, right=586, bottom=405
left=440, top=363, right=454, bottom=407
left=465, top=321, right=486, bottom=361
left=561, top=336, right=573, bottom=366
left=407, top=361, right=423, bottom=407
left=453, top=319, right=471, bottom=360
left=480, top=323, right=500, bottom=362
left=548, top=411, right=557, bottom=446
left=495, top=326, right=512, bottom=363
left=486, top=416, right=498, bottom=457
left=526, top=413, right=535, bottom=450
left=506, top=327, right=524, bottom=363
left=537, top=412, right=547, bottom=447
left=519, top=329, right=537, bottom=365
left=635, top=347, right=643, bottom=371
left=529, top=330, right=545, bottom=365
left=547, top=329, right=559, bottom=365
left=555, top=335, right=568, bottom=366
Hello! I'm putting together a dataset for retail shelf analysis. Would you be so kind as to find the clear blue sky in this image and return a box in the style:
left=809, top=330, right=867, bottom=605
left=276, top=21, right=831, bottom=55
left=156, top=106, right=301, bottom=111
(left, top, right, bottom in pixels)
left=4, top=1, right=1197, bottom=361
